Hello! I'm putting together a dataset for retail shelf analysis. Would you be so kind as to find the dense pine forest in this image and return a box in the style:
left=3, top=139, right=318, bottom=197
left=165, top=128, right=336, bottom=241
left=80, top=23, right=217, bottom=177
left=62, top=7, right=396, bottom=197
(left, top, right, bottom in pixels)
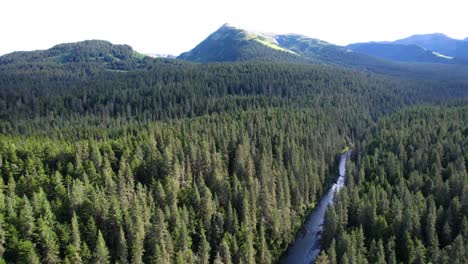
left=319, top=106, right=467, bottom=264
left=1, top=43, right=467, bottom=135
left=0, top=109, right=350, bottom=263
left=0, top=40, right=467, bottom=263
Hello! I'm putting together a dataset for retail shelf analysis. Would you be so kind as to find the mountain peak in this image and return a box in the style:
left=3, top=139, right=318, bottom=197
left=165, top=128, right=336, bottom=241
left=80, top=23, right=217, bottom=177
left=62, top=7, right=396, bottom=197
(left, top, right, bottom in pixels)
left=178, top=24, right=394, bottom=68
left=393, top=33, right=467, bottom=57
left=220, top=22, right=236, bottom=29
left=405, top=33, right=450, bottom=40
left=178, top=24, right=302, bottom=62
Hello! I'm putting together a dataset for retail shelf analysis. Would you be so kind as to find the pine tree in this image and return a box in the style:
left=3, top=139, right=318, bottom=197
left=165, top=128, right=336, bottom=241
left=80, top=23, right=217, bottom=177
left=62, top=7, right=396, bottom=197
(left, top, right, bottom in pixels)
left=448, top=235, right=466, bottom=264
left=220, top=238, right=232, bottom=264
left=85, top=218, right=98, bottom=251
left=153, top=243, right=170, bottom=264
left=369, top=239, right=386, bottom=264
left=16, top=239, right=41, bottom=264
left=327, top=240, right=337, bottom=264
left=81, top=242, right=92, bottom=263
left=130, top=205, right=145, bottom=264
left=322, top=206, right=338, bottom=248
left=116, top=226, right=128, bottom=264
left=413, top=239, right=426, bottom=264
left=37, top=218, right=60, bottom=264
left=71, top=212, right=81, bottom=252
left=18, top=195, right=35, bottom=240
left=93, top=230, right=110, bottom=264
left=241, top=225, right=255, bottom=264
left=425, top=200, right=437, bottom=246
left=197, top=231, right=210, bottom=264
left=316, top=250, right=330, bottom=264
left=65, top=244, right=83, bottom=264
left=258, top=224, right=271, bottom=264
left=0, top=215, right=5, bottom=257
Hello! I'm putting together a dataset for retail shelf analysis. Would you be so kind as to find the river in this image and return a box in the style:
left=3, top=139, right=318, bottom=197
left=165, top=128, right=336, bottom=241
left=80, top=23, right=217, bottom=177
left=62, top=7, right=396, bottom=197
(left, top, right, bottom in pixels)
left=280, top=151, right=350, bottom=264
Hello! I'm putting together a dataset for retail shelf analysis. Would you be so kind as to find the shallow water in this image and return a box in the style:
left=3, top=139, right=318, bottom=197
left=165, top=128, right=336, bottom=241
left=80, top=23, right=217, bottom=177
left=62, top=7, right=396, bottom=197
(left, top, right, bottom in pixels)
left=280, top=151, right=350, bottom=264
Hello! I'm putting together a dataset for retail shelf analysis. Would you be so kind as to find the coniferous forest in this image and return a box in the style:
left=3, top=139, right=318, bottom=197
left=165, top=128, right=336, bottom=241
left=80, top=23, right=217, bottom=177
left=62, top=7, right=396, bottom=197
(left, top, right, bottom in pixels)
left=0, top=40, right=466, bottom=263
left=319, top=106, right=467, bottom=264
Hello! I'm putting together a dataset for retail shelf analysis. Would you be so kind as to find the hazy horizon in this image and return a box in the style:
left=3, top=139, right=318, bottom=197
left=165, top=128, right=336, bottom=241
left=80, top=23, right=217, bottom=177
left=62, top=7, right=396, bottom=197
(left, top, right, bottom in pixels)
left=2, top=0, right=468, bottom=56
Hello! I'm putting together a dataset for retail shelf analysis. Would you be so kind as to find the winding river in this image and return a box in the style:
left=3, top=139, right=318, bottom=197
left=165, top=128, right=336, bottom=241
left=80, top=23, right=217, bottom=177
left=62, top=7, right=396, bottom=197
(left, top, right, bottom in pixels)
left=280, top=151, right=350, bottom=264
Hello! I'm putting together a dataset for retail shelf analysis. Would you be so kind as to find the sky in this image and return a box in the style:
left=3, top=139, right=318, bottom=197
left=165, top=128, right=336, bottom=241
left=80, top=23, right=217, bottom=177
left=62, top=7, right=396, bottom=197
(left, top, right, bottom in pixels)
left=1, top=0, right=468, bottom=56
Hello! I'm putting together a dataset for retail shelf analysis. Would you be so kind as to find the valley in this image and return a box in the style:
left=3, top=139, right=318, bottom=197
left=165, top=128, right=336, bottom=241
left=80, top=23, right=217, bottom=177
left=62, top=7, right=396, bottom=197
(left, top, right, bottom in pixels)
left=0, top=23, right=466, bottom=264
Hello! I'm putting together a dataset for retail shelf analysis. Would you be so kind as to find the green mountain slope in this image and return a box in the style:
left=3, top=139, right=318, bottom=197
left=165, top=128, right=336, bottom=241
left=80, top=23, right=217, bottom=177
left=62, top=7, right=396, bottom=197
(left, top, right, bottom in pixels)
left=177, top=24, right=382, bottom=67
left=177, top=24, right=468, bottom=79
left=178, top=24, right=302, bottom=63
left=0, top=40, right=151, bottom=71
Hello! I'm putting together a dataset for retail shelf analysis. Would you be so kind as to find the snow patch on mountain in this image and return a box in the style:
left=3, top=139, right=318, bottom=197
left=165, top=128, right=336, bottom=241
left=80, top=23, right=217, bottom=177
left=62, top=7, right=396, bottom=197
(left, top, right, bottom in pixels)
left=432, top=52, right=453, bottom=60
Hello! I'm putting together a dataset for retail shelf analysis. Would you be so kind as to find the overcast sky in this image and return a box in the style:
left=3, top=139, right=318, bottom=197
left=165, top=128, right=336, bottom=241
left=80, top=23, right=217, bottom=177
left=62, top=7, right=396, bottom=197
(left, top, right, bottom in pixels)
left=1, top=0, right=467, bottom=56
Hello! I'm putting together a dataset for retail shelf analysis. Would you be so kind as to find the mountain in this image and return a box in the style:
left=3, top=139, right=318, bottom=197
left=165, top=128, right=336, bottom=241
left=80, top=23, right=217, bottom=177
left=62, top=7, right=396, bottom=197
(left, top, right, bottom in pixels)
left=178, top=24, right=468, bottom=79
left=393, top=33, right=458, bottom=56
left=346, top=42, right=452, bottom=63
left=273, top=34, right=387, bottom=67
left=178, top=23, right=303, bottom=63
left=179, top=24, right=422, bottom=72
left=393, top=33, right=468, bottom=59
left=0, top=40, right=151, bottom=70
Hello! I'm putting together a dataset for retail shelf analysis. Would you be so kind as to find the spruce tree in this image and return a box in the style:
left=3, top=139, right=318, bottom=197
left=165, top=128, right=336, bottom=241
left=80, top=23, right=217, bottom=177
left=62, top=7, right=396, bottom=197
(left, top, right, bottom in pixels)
left=93, top=231, right=110, bottom=264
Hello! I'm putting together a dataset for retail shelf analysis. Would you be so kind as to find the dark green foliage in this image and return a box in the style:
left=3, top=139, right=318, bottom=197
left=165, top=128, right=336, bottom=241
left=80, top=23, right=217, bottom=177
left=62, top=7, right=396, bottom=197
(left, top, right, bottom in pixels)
left=0, top=40, right=148, bottom=71
left=321, top=106, right=468, bottom=263
left=0, top=108, right=351, bottom=263
left=0, top=38, right=467, bottom=264
left=1, top=56, right=467, bottom=137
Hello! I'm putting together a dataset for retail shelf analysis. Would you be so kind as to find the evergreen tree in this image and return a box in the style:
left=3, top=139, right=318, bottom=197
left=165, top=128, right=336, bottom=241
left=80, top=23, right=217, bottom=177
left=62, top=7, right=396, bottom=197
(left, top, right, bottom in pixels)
left=116, top=226, right=128, bottom=264
left=15, top=240, right=41, bottom=264
left=197, top=231, right=210, bottom=264
left=71, top=212, right=81, bottom=252
left=258, top=224, right=271, bottom=264
left=93, top=231, right=110, bottom=264
left=37, top=218, right=60, bottom=264
left=316, top=250, right=330, bottom=264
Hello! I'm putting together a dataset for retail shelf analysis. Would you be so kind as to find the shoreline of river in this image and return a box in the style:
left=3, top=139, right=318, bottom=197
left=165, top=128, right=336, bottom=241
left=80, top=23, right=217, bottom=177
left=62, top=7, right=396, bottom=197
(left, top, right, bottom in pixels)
left=279, top=151, right=350, bottom=264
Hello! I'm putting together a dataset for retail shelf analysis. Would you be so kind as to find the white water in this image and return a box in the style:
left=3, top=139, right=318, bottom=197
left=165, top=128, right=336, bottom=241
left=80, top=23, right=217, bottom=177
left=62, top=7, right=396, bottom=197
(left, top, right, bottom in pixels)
left=280, top=151, right=350, bottom=264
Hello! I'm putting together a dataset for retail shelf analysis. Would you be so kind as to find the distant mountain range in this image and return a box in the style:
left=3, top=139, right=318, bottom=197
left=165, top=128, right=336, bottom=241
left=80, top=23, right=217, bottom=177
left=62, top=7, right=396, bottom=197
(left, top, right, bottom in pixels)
left=347, top=33, right=468, bottom=64
left=1, top=25, right=468, bottom=77
left=392, top=33, right=468, bottom=58
left=346, top=42, right=453, bottom=63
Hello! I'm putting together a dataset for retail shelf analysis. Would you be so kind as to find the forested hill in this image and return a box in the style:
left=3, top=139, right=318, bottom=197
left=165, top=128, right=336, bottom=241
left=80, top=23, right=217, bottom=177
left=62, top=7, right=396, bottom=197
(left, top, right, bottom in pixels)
left=0, top=40, right=152, bottom=71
